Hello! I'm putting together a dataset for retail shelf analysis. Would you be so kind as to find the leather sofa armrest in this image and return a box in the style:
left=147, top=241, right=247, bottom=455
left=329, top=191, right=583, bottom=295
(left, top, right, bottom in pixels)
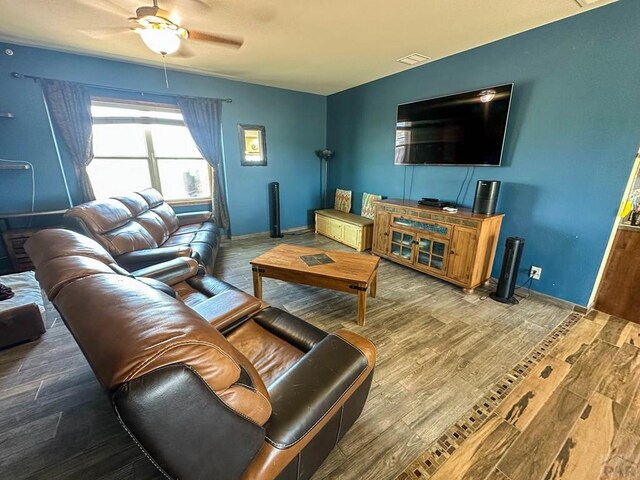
left=192, top=290, right=263, bottom=330
left=176, top=211, right=213, bottom=226
left=265, top=330, right=376, bottom=449
left=136, top=277, right=178, bottom=298
left=131, top=257, right=200, bottom=286
left=115, top=246, right=192, bottom=271
left=251, top=307, right=328, bottom=352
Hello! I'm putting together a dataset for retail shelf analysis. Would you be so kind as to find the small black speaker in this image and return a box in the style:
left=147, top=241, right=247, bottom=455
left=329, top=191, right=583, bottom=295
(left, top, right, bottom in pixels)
left=269, top=182, right=283, bottom=238
left=472, top=180, right=501, bottom=215
left=490, top=237, right=525, bottom=304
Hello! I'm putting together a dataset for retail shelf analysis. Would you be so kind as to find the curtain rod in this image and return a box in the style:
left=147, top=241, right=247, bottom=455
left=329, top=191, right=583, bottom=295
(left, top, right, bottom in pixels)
left=11, top=72, right=233, bottom=103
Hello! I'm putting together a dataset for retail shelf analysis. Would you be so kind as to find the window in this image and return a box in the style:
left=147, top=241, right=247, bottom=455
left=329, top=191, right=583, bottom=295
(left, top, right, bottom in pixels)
left=88, top=101, right=212, bottom=203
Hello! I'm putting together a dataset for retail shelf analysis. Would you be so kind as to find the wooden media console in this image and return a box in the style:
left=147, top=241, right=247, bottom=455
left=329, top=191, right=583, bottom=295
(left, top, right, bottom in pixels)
left=372, top=199, right=503, bottom=293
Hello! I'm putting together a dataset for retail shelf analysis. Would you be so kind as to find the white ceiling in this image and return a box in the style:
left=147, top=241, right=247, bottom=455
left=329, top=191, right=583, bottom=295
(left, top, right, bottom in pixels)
left=0, top=0, right=617, bottom=95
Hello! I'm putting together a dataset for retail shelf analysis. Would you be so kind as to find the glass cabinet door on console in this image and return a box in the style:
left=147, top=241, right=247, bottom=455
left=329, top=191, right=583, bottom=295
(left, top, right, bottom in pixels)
left=415, top=235, right=449, bottom=274
left=389, top=229, right=414, bottom=265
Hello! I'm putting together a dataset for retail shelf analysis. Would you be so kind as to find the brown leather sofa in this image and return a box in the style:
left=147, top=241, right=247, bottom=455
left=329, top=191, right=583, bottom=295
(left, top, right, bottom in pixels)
left=25, top=229, right=376, bottom=480
left=63, top=188, right=219, bottom=273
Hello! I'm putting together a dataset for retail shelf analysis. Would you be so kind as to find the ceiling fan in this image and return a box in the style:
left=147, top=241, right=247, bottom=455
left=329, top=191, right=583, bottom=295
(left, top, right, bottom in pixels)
left=81, top=0, right=244, bottom=56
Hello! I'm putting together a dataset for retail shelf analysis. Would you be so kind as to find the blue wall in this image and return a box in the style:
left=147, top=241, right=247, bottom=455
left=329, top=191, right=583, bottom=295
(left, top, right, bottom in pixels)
left=0, top=43, right=326, bottom=272
left=326, top=0, right=640, bottom=306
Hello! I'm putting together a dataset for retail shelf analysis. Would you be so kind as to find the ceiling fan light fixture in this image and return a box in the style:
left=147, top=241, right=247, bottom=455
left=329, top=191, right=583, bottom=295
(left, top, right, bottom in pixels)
left=138, top=26, right=181, bottom=55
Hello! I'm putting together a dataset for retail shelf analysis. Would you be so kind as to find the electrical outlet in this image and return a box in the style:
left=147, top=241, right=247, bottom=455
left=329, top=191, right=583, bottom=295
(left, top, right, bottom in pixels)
left=530, top=266, right=542, bottom=280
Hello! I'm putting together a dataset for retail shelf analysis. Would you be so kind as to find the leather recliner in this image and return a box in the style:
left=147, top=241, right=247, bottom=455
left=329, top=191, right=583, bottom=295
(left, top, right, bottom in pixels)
left=25, top=229, right=376, bottom=480
left=63, top=188, right=219, bottom=273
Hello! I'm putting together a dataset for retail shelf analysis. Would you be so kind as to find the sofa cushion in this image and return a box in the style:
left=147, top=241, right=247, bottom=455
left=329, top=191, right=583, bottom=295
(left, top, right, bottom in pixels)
left=67, top=198, right=132, bottom=234
left=36, top=255, right=117, bottom=301
left=115, top=193, right=150, bottom=217
left=100, top=222, right=158, bottom=256
left=137, top=187, right=165, bottom=208
left=27, top=228, right=116, bottom=267
left=227, top=319, right=305, bottom=388
left=162, top=232, right=196, bottom=247
left=134, top=210, right=171, bottom=245
left=152, top=202, right=180, bottom=234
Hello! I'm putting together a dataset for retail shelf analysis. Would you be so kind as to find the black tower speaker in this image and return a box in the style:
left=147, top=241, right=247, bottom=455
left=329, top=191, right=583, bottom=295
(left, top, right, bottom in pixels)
left=472, top=180, right=501, bottom=215
left=269, top=182, right=283, bottom=238
left=490, top=237, right=525, bottom=304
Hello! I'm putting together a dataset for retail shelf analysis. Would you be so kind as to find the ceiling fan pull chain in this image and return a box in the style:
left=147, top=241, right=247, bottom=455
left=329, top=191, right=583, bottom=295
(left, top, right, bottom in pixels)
left=162, top=54, right=170, bottom=88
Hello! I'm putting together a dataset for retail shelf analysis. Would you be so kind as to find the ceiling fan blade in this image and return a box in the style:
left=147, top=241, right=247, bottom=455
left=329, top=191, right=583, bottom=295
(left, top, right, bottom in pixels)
left=189, top=30, right=244, bottom=48
left=173, top=43, right=196, bottom=58
left=74, top=0, right=132, bottom=17
left=79, top=27, right=133, bottom=39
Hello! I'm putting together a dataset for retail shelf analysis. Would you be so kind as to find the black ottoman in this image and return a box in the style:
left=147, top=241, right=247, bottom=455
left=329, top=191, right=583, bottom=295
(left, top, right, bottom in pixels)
left=0, top=271, right=46, bottom=350
left=0, top=303, right=45, bottom=349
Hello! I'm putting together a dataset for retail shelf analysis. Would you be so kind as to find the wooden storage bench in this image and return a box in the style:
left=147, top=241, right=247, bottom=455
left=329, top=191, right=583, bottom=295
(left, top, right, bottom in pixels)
left=315, top=209, right=373, bottom=252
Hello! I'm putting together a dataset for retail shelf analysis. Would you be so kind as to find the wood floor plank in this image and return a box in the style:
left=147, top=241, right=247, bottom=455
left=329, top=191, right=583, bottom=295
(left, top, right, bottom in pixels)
left=318, top=421, right=425, bottom=480
left=402, top=377, right=483, bottom=445
left=583, top=310, right=610, bottom=325
left=0, top=412, right=62, bottom=462
left=548, top=318, right=603, bottom=364
left=496, top=387, right=587, bottom=480
left=598, top=315, right=633, bottom=347
left=605, top=429, right=640, bottom=477
left=542, top=393, right=625, bottom=480
left=621, top=381, right=640, bottom=437
left=598, top=342, right=640, bottom=407
left=399, top=349, right=469, bottom=392
left=428, top=415, right=519, bottom=480
left=495, top=355, right=572, bottom=432
left=484, top=469, right=511, bottom=480
left=625, top=322, right=640, bottom=347
left=559, top=340, right=619, bottom=399
left=460, top=343, right=525, bottom=391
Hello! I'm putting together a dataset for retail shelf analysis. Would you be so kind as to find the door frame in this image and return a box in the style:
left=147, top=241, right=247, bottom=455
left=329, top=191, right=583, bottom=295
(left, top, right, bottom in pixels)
left=589, top=150, right=640, bottom=307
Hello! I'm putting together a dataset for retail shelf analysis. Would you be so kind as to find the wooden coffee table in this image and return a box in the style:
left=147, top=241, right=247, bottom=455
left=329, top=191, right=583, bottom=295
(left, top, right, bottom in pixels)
left=250, top=244, right=380, bottom=326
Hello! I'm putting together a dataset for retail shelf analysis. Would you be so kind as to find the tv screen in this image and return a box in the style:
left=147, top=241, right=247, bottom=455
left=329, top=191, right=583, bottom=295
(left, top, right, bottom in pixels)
left=394, top=84, right=513, bottom=166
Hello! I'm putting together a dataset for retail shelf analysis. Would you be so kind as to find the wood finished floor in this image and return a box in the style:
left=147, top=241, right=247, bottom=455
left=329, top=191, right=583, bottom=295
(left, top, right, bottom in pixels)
left=400, top=310, right=640, bottom=480
left=0, top=231, right=574, bottom=480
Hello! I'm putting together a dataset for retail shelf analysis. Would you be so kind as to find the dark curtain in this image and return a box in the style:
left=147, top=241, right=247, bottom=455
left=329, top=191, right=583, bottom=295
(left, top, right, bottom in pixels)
left=38, top=79, right=95, bottom=203
left=177, top=97, right=231, bottom=236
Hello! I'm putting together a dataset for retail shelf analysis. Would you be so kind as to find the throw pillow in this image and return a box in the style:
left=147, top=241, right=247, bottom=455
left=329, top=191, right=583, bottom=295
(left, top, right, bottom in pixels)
left=334, top=189, right=352, bottom=213
left=361, top=192, right=381, bottom=219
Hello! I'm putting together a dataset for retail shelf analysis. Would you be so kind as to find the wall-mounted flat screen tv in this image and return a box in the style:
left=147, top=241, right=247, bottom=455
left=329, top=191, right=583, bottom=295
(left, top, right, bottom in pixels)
left=394, top=83, right=513, bottom=166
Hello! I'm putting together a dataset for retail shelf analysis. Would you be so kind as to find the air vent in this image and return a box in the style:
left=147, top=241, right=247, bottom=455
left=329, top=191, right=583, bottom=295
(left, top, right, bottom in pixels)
left=397, top=53, right=431, bottom=66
